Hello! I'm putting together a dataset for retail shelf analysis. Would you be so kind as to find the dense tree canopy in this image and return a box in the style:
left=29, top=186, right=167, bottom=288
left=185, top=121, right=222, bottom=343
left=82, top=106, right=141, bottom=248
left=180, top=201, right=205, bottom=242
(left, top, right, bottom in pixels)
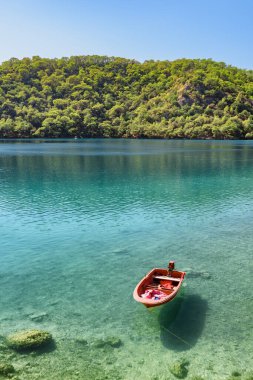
left=0, top=55, right=252, bottom=139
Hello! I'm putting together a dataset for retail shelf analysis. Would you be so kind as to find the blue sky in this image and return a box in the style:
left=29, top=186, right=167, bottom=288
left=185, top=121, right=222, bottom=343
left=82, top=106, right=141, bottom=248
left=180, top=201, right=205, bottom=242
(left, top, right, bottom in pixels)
left=0, top=0, right=252, bottom=69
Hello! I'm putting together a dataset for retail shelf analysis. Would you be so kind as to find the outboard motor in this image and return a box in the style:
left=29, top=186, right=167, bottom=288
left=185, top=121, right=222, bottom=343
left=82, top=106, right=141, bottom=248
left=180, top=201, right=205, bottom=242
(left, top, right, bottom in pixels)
left=168, top=261, right=175, bottom=275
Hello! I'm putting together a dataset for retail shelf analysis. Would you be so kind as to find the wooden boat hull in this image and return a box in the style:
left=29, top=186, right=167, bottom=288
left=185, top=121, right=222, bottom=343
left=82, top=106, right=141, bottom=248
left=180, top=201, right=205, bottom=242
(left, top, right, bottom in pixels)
left=133, top=268, right=186, bottom=308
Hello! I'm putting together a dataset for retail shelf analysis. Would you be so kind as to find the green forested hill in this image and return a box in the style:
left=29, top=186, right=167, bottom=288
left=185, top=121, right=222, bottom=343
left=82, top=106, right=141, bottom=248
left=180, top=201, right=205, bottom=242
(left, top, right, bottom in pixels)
left=0, top=55, right=253, bottom=139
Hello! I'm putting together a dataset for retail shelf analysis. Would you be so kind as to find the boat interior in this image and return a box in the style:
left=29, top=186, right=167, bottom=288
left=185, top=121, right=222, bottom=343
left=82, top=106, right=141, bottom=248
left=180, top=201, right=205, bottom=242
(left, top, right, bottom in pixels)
left=141, top=275, right=181, bottom=296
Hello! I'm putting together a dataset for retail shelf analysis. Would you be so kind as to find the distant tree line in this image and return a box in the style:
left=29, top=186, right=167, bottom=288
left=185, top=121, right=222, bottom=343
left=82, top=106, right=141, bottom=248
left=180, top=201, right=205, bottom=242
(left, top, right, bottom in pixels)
left=0, top=55, right=252, bottom=139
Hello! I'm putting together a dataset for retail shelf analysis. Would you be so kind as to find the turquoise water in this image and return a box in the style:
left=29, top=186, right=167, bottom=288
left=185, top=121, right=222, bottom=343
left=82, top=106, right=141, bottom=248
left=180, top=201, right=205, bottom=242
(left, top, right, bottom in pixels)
left=0, top=139, right=252, bottom=379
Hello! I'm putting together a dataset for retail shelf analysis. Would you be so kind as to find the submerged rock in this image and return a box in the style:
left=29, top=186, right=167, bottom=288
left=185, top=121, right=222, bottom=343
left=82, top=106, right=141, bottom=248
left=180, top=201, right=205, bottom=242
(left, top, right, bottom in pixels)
left=169, top=359, right=189, bottom=379
left=231, top=371, right=241, bottom=377
left=93, top=336, right=123, bottom=349
left=186, top=269, right=211, bottom=280
left=6, top=329, right=53, bottom=351
left=75, top=338, right=88, bottom=346
left=0, top=361, right=15, bottom=376
left=226, top=371, right=242, bottom=380
left=29, top=312, right=48, bottom=322
left=112, top=248, right=129, bottom=255
left=0, top=343, right=9, bottom=352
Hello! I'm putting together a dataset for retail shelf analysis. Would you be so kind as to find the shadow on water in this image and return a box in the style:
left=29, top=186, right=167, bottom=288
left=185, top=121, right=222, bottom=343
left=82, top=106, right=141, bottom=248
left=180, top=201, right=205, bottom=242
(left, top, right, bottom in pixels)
left=158, top=293, right=208, bottom=351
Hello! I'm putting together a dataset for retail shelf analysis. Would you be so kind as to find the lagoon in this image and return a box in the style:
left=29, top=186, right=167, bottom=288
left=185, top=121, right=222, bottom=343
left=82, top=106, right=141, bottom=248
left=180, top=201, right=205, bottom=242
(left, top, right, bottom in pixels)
left=0, top=139, right=252, bottom=379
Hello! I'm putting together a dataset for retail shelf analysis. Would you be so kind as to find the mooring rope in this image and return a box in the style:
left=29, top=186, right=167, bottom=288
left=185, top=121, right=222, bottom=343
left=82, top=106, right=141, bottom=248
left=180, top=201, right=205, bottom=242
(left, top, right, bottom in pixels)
left=160, top=325, right=192, bottom=348
left=146, top=297, right=192, bottom=348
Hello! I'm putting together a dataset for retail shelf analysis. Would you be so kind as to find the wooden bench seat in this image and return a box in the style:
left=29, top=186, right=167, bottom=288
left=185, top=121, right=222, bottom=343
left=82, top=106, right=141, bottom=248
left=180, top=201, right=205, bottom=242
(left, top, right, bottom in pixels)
left=153, top=275, right=181, bottom=282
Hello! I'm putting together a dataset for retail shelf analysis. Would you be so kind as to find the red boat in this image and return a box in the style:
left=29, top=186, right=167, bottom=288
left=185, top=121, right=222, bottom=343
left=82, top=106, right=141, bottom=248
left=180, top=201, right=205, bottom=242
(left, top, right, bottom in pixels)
left=133, top=261, right=186, bottom=308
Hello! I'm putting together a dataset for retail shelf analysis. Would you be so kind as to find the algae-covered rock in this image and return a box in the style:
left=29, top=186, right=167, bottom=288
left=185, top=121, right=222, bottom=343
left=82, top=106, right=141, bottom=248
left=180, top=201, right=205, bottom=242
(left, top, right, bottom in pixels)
left=0, top=361, right=15, bottom=376
left=6, top=329, right=52, bottom=351
left=93, top=336, right=123, bottom=349
left=244, top=372, right=253, bottom=380
left=169, top=359, right=189, bottom=379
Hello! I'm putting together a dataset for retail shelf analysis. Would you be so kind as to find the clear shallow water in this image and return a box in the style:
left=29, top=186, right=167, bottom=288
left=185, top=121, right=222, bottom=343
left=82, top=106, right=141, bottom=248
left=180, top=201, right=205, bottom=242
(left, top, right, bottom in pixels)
left=0, top=139, right=252, bottom=379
